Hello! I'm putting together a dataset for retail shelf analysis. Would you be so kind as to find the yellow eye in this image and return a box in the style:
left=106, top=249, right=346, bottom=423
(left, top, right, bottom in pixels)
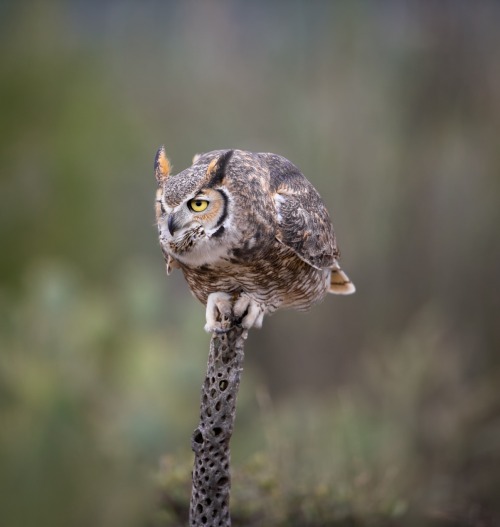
left=188, top=198, right=209, bottom=212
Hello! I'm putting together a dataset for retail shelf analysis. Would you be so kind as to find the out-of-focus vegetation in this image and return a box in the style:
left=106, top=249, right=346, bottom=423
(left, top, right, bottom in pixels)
left=157, top=311, right=499, bottom=526
left=1, top=2, right=499, bottom=526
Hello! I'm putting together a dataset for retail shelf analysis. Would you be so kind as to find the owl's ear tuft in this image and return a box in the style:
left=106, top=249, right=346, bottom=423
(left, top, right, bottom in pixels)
left=192, top=153, right=203, bottom=164
left=206, top=150, right=234, bottom=187
left=154, top=146, right=171, bottom=183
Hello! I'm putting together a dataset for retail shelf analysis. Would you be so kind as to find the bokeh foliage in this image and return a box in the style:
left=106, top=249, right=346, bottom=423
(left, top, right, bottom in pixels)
left=1, top=1, right=499, bottom=526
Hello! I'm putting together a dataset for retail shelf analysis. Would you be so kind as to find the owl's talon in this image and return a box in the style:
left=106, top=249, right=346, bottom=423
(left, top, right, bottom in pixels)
left=204, top=324, right=230, bottom=334
left=234, top=294, right=264, bottom=330
left=204, top=292, right=233, bottom=334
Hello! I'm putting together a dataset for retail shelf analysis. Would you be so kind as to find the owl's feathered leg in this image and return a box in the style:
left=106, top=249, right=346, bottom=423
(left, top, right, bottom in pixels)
left=233, top=294, right=265, bottom=330
left=204, top=292, right=233, bottom=334
left=205, top=292, right=265, bottom=334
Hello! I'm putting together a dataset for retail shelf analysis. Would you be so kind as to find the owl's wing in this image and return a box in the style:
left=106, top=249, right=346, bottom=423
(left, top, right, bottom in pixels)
left=267, top=155, right=338, bottom=270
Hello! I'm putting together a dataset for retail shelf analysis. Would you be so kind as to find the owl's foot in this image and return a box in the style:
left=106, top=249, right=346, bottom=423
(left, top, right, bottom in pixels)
left=204, top=292, right=233, bottom=334
left=204, top=292, right=265, bottom=334
left=234, top=294, right=265, bottom=330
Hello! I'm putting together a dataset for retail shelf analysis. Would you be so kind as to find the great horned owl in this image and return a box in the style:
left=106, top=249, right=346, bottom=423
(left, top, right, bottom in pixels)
left=154, top=148, right=355, bottom=333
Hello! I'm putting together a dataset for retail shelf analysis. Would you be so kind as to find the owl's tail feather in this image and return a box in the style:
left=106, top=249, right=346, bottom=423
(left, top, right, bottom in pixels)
left=329, top=267, right=356, bottom=295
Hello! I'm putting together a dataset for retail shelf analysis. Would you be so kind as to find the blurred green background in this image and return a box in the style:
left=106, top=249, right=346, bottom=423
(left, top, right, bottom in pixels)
left=1, top=1, right=499, bottom=526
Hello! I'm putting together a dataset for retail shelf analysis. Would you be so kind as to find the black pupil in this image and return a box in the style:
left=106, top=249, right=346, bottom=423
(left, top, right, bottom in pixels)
left=195, top=201, right=203, bottom=207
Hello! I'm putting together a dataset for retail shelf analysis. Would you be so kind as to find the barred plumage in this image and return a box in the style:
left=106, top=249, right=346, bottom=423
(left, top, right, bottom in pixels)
left=154, top=147, right=355, bottom=333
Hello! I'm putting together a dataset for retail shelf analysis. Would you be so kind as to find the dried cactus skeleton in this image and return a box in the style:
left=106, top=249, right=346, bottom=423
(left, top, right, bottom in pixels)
left=189, top=317, right=246, bottom=527
left=154, top=147, right=355, bottom=525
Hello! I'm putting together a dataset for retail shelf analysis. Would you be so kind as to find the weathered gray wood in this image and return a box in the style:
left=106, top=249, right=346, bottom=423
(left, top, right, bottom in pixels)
left=189, top=318, right=246, bottom=527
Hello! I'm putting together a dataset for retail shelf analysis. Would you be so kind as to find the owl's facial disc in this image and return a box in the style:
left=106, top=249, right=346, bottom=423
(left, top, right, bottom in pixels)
left=184, top=188, right=228, bottom=237
left=160, top=188, right=229, bottom=264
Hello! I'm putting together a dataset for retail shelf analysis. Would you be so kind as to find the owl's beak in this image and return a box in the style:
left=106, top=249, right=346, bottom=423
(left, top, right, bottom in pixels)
left=167, top=213, right=182, bottom=236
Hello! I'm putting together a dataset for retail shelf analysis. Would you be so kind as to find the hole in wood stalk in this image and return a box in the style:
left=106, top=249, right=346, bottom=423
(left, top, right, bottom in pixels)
left=217, top=476, right=229, bottom=486
left=219, top=380, right=228, bottom=391
left=193, top=429, right=203, bottom=444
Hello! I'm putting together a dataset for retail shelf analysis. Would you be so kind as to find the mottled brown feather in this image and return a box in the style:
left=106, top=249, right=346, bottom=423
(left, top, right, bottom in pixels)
left=154, top=149, right=354, bottom=321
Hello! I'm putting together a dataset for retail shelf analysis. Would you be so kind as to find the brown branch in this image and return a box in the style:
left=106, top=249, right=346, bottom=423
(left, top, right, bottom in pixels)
left=189, top=317, right=246, bottom=527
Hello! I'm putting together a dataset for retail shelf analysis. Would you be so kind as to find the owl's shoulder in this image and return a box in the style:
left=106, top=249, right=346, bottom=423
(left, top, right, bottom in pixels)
left=257, top=153, right=339, bottom=269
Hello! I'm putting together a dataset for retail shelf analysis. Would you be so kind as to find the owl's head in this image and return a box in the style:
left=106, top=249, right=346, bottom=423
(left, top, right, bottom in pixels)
left=154, top=147, right=234, bottom=265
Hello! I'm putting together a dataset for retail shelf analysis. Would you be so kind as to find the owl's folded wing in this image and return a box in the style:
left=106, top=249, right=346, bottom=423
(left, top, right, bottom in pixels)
left=274, top=188, right=338, bottom=270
